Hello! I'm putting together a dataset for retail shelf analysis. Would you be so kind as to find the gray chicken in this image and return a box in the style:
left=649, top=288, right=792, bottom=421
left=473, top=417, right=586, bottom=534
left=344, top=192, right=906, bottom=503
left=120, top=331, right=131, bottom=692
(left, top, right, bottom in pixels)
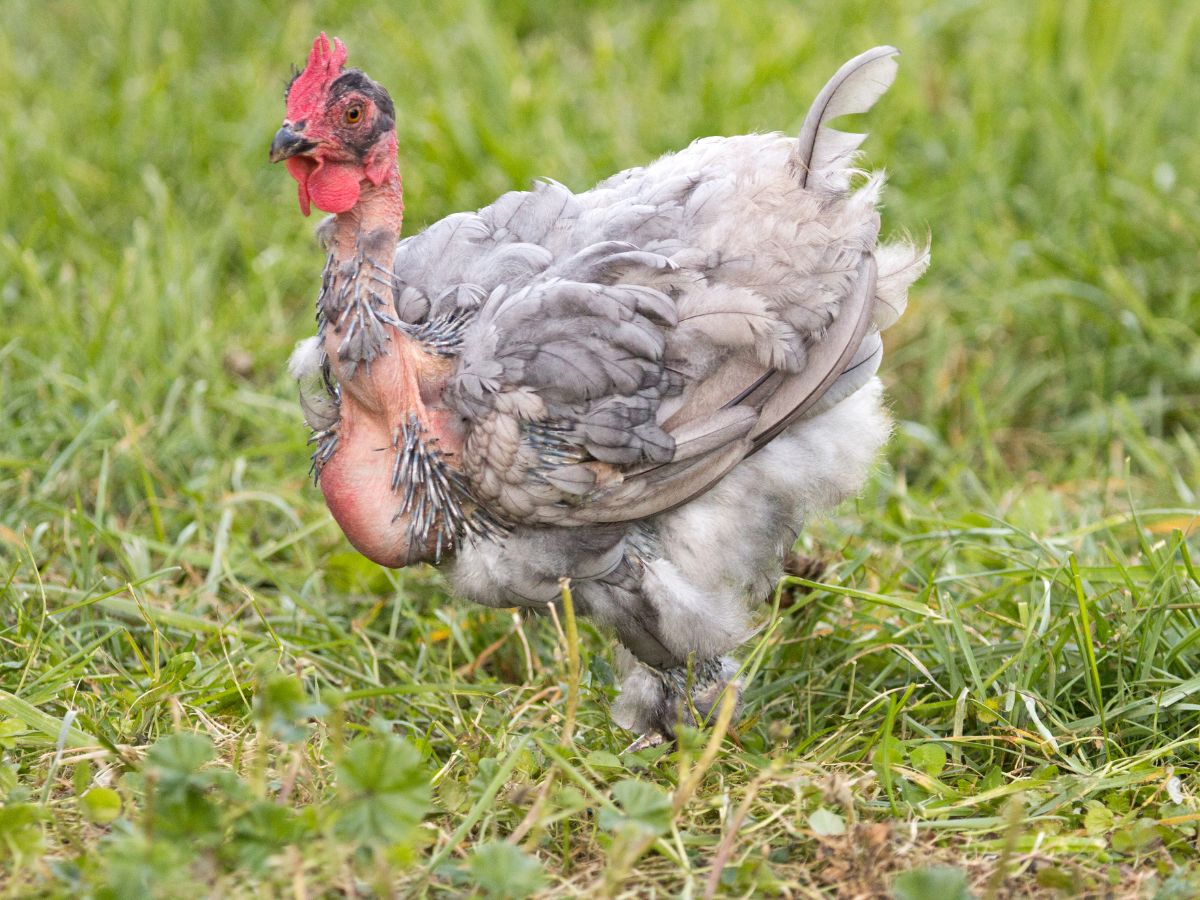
left=272, top=34, right=927, bottom=745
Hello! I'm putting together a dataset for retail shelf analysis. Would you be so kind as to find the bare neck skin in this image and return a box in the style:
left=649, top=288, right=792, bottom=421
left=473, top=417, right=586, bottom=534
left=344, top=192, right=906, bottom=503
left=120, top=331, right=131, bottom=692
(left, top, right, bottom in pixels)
left=318, top=152, right=464, bottom=464
left=328, top=164, right=404, bottom=263
left=315, top=157, right=473, bottom=567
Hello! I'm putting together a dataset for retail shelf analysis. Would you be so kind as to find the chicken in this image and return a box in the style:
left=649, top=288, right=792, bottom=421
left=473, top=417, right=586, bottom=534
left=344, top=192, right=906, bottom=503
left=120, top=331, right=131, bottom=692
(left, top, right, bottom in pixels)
left=272, top=34, right=927, bottom=744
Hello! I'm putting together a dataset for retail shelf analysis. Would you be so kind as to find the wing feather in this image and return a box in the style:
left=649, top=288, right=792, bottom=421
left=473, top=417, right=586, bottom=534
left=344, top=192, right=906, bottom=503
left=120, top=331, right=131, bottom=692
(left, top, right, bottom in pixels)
left=382, top=48, right=919, bottom=528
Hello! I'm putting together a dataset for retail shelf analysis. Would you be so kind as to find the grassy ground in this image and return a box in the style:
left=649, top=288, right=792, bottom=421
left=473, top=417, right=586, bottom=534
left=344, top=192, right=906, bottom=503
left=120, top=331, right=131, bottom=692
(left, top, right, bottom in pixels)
left=2, top=0, right=1199, bottom=895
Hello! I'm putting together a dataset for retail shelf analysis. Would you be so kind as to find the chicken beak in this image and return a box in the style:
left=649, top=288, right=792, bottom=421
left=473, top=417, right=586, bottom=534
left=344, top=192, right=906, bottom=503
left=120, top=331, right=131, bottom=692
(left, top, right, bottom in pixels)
left=269, top=125, right=317, bottom=163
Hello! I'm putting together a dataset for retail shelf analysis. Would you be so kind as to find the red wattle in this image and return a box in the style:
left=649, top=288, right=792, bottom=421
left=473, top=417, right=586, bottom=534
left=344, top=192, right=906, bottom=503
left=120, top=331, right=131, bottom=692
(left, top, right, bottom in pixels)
left=285, top=156, right=362, bottom=216
left=286, top=157, right=315, bottom=216
left=308, top=162, right=362, bottom=214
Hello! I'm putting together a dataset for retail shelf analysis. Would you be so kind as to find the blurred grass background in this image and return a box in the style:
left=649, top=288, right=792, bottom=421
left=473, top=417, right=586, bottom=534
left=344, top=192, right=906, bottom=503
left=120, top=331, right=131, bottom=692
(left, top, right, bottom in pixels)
left=1, top=0, right=1198, bottom=895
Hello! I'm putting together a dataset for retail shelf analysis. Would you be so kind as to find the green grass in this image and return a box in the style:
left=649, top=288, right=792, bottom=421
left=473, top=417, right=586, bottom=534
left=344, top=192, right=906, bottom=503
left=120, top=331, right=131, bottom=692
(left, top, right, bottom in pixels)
left=2, top=0, right=1199, bottom=895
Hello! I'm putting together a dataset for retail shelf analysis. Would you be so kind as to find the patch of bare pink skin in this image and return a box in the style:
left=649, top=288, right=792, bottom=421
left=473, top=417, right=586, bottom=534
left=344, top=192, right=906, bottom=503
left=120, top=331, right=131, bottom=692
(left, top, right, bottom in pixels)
left=317, top=165, right=466, bottom=567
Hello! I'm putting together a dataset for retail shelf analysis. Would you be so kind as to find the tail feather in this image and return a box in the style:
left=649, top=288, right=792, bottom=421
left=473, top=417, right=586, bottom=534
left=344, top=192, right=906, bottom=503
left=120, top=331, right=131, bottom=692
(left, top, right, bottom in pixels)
left=793, top=46, right=900, bottom=192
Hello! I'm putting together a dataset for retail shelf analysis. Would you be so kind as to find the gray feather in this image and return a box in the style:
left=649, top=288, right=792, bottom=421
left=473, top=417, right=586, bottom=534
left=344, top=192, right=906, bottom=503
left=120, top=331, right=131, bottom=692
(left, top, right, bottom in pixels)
left=793, top=46, right=900, bottom=191
left=749, top=254, right=878, bottom=450
left=321, top=48, right=930, bottom=739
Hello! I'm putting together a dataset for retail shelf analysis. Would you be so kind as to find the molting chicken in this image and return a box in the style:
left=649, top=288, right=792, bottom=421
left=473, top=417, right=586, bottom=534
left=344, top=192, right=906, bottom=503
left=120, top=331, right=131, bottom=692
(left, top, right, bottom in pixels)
left=272, top=34, right=928, bottom=745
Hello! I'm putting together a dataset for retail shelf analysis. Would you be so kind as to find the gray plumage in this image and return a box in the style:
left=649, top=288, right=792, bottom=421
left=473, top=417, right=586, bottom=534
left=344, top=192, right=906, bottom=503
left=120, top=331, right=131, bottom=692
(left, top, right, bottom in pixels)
left=291, top=46, right=928, bottom=741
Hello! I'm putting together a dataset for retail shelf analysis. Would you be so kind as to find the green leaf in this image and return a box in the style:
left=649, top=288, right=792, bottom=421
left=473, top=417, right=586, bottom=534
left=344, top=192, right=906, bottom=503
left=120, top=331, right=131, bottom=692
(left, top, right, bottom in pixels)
left=1035, top=866, right=1077, bottom=891
left=252, top=672, right=325, bottom=743
left=0, top=763, right=17, bottom=798
left=1110, top=818, right=1160, bottom=854
left=80, top=787, right=122, bottom=824
left=0, top=691, right=93, bottom=749
left=599, top=779, right=672, bottom=837
left=979, top=766, right=1004, bottom=792
left=892, top=865, right=973, bottom=900
left=334, top=735, right=431, bottom=846
left=1104, top=790, right=1132, bottom=815
left=466, top=841, right=546, bottom=899
left=0, top=803, right=43, bottom=861
left=142, top=733, right=229, bottom=845
left=975, top=696, right=1001, bottom=725
left=72, top=760, right=92, bottom=796
left=553, top=786, right=587, bottom=813
left=584, top=750, right=624, bottom=770
left=1083, top=799, right=1115, bottom=836
left=223, top=801, right=309, bottom=873
left=438, top=778, right=469, bottom=814
left=873, top=735, right=904, bottom=783
left=97, top=831, right=197, bottom=897
left=468, top=757, right=502, bottom=801
left=161, top=652, right=198, bottom=684
left=908, top=743, right=947, bottom=778
left=0, top=718, right=25, bottom=749
left=720, top=854, right=783, bottom=894
left=808, top=807, right=846, bottom=836
left=144, top=733, right=216, bottom=778
left=588, top=654, right=615, bottom=687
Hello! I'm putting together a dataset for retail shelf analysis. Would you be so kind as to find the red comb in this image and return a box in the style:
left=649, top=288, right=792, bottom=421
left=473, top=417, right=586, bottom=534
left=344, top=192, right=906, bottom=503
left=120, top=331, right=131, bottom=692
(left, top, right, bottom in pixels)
left=287, top=33, right=348, bottom=121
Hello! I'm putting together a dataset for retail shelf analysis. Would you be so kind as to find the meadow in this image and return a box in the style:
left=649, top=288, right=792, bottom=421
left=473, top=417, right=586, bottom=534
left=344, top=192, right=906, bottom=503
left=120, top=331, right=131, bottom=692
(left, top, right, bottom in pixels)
left=2, top=0, right=1199, bottom=895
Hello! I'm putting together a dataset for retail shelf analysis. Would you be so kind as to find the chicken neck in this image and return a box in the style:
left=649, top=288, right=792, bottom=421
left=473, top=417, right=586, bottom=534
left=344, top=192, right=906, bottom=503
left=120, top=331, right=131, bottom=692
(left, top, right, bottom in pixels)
left=326, top=164, right=404, bottom=262
left=317, top=163, right=471, bottom=566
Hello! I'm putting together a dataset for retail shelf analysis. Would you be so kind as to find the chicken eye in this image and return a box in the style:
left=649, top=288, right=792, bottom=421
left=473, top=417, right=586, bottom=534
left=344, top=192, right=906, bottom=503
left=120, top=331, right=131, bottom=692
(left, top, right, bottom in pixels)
left=344, top=106, right=363, bottom=124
